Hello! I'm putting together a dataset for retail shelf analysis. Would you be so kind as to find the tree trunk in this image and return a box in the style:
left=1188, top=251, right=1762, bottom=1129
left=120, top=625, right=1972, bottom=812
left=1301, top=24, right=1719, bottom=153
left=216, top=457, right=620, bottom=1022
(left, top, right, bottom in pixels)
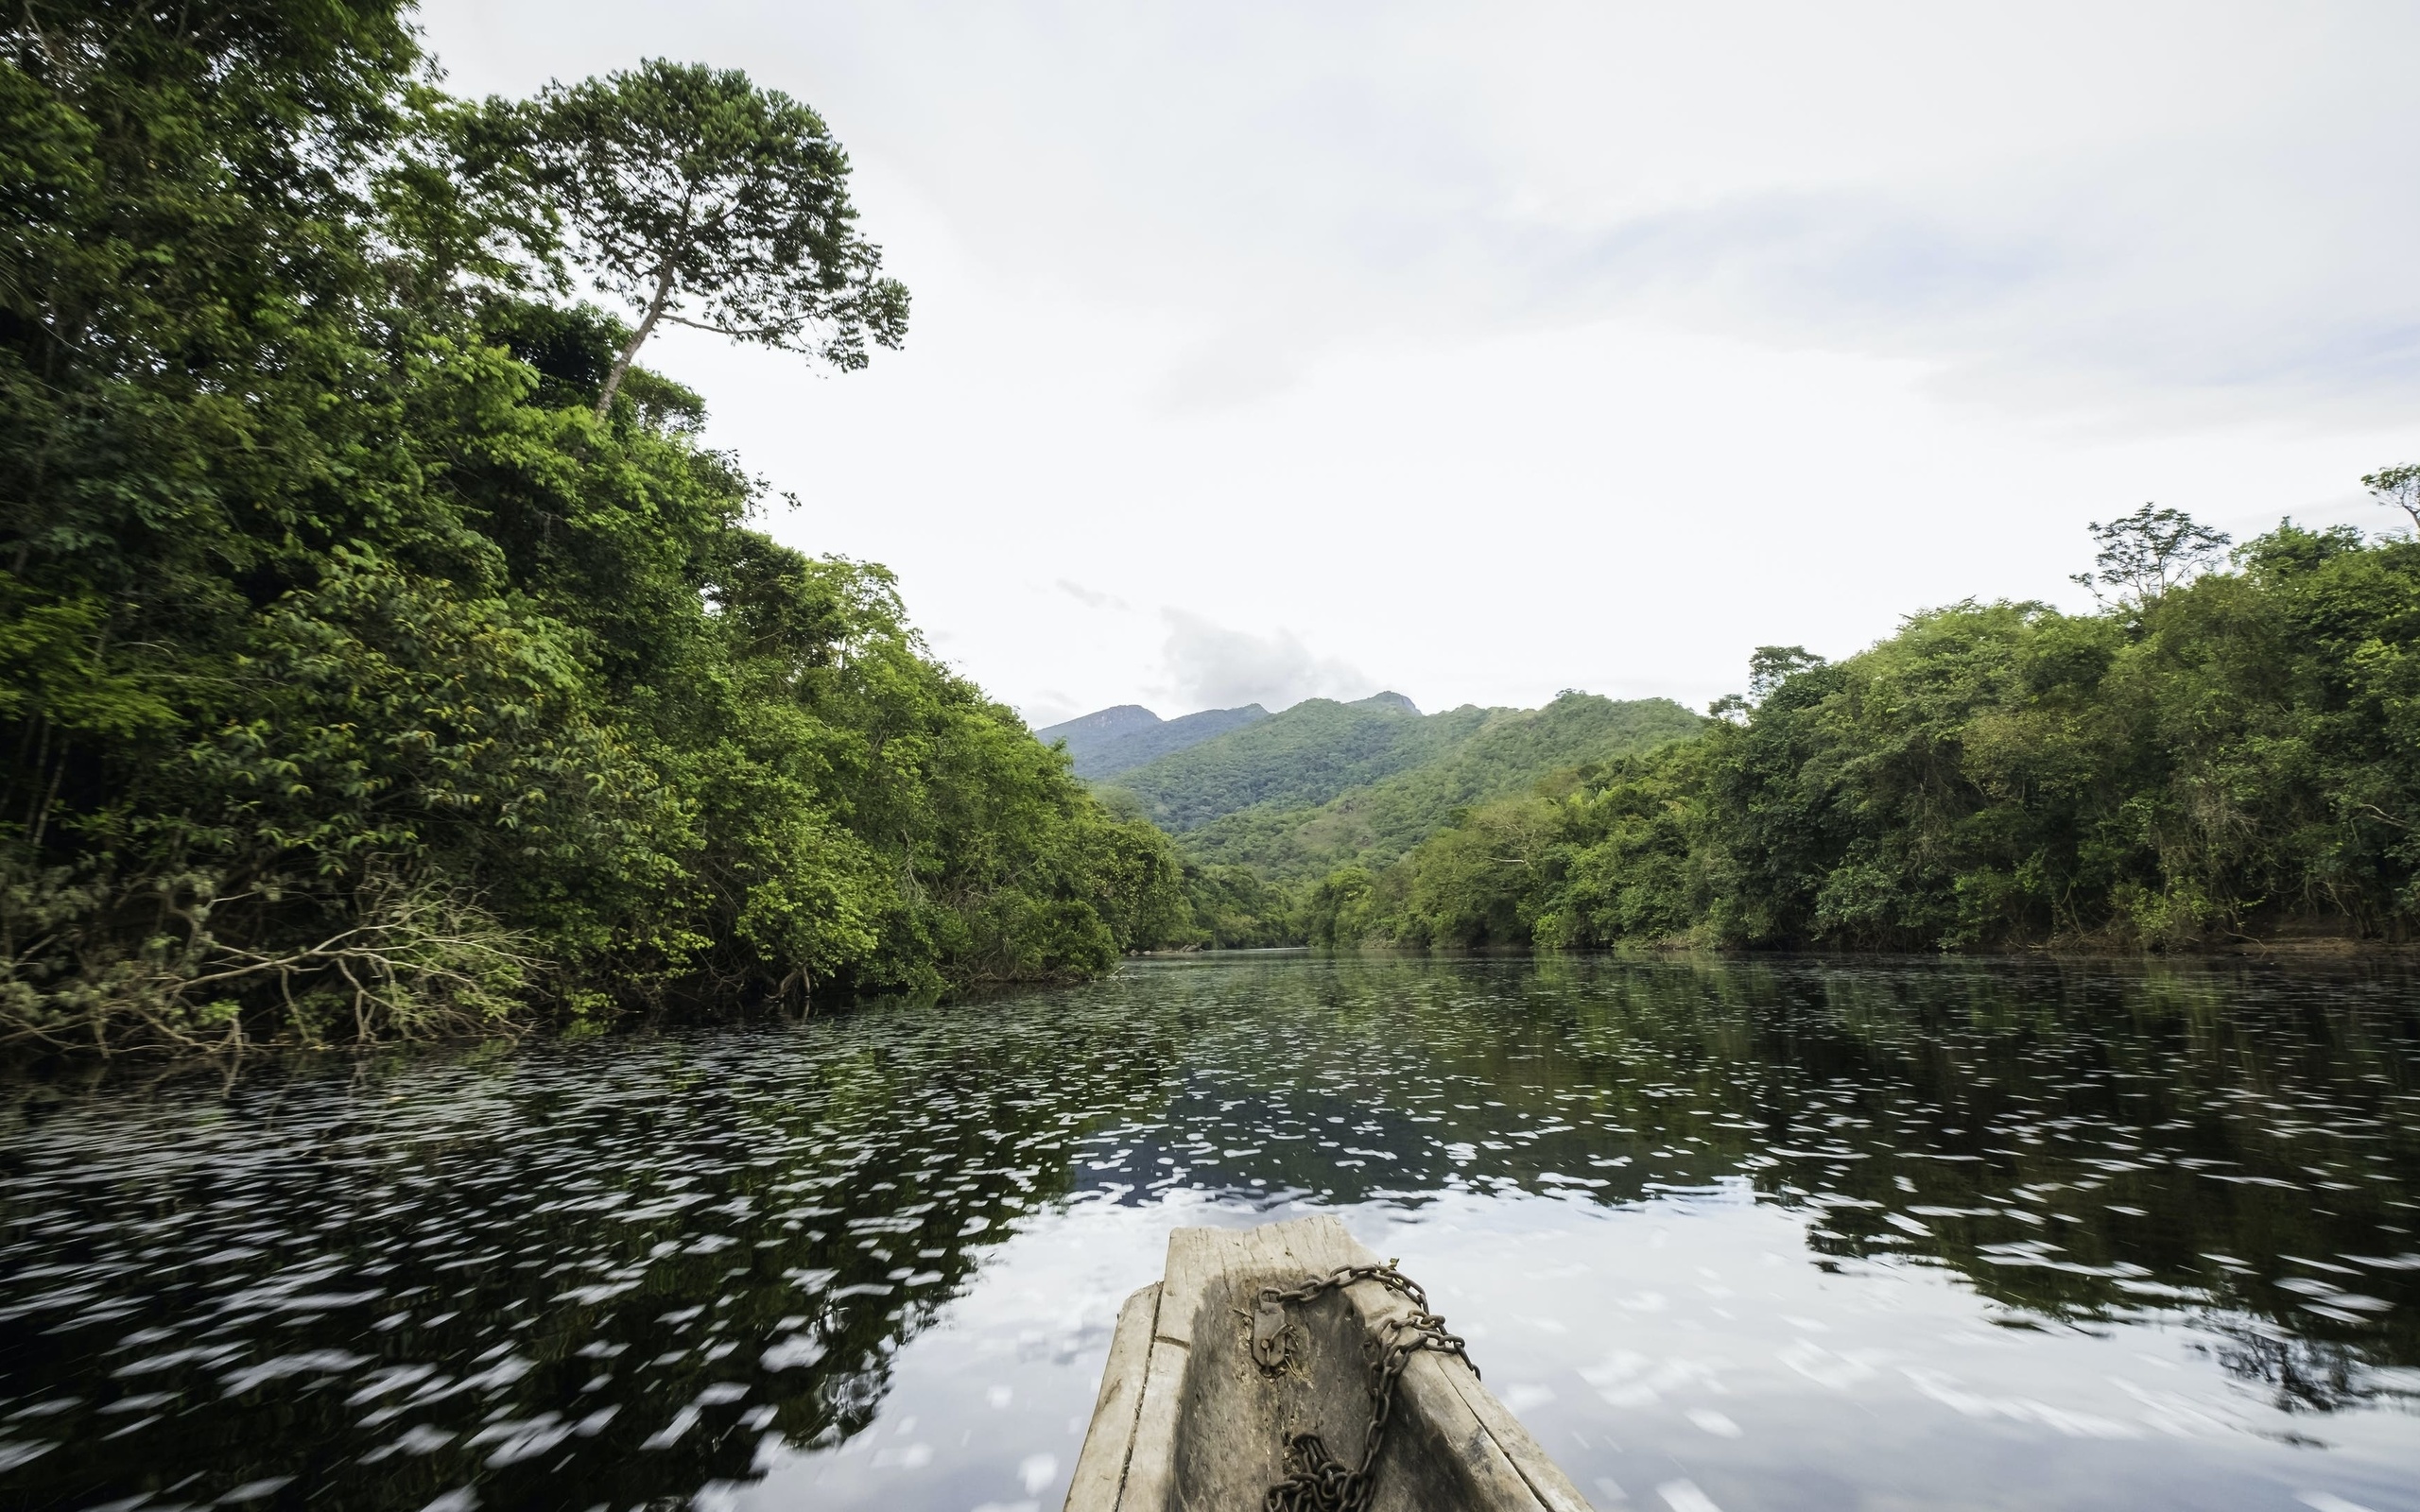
left=595, top=263, right=681, bottom=421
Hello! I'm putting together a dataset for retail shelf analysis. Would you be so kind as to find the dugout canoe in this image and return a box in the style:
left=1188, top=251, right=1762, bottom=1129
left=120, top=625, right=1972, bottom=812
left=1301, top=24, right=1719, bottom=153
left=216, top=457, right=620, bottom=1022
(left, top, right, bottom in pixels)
left=1063, top=1213, right=1593, bottom=1512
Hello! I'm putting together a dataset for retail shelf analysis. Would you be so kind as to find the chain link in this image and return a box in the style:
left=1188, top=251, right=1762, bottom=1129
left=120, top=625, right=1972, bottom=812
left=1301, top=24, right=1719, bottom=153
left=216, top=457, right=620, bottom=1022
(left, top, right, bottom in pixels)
left=1257, top=1262, right=1477, bottom=1512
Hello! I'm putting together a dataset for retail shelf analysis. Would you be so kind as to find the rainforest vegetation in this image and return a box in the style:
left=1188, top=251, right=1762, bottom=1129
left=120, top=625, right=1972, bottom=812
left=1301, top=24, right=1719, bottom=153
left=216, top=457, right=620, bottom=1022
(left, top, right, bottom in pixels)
left=1305, top=502, right=2420, bottom=953
left=0, top=0, right=1188, bottom=1053
left=1104, top=691, right=1446, bottom=832
left=1160, top=693, right=1703, bottom=880
left=7, top=4, right=2411, bottom=1059
left=1077, top=691, right=1702, bottom=949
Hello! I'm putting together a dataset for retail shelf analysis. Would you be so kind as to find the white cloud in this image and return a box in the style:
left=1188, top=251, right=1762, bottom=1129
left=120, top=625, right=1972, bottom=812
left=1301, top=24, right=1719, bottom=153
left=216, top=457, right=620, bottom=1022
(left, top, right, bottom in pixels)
left=416, top=1, right=2420, bottom=719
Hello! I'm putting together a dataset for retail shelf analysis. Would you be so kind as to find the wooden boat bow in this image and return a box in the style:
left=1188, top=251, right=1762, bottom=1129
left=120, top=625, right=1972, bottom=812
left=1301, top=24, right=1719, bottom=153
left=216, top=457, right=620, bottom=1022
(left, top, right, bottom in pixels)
left=1064, top=1214, right=1594, bottom=1512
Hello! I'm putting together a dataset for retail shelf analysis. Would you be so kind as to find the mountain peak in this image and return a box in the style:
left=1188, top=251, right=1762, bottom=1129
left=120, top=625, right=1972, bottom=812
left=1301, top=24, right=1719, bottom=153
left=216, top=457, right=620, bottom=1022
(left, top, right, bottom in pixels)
left=1039, top=704, right=1161, bottom=740
left=1036, top=702, right=1269, bottom=780
left=1352, top=690, right=1421, bottom=715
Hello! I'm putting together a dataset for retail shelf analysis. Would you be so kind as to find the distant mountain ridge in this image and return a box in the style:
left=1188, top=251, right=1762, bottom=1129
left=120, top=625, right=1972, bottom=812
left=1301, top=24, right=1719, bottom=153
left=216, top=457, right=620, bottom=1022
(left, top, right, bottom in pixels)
left=1101, top=692, right=1461, bottom=833
left=1077, top=690, right=1704, bottom=882
left=1035, top=701, right=1268, bottom=780
left=1044, top=688, right=1706, bottom=888
left=1178, top=693, right=1706, bottom=879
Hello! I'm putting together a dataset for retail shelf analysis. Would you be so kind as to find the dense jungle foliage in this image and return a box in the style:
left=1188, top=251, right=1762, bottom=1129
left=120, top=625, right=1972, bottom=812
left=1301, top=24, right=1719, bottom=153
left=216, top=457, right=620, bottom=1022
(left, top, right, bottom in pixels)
left=1308, top=513, right=2420, bottom=952
left=0, top=1, right=1185, bottom=1053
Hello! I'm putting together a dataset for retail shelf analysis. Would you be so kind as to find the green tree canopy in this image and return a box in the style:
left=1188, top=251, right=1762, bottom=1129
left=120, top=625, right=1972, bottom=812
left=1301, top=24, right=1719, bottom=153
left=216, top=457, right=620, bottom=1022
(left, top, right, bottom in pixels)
left=2072, top=504, right=2231, bottom=605
left=511, top=59, right=911, bottom=417
left=2364, top=463, right=2420, bottom=532
left=1315, top=500, right=2420, bottom=954
left=0, top=2, right=1175, bottom=1054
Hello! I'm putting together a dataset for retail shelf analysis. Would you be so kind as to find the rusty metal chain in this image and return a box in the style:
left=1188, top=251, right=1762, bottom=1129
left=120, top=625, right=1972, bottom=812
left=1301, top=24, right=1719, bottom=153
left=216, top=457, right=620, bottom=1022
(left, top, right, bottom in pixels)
left=1256, top=1262, right=1477, bottom=1512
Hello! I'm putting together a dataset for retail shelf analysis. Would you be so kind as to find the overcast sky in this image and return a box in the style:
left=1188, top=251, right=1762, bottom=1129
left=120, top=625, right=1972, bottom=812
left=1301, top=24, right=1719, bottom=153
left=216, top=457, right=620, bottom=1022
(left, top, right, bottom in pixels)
left=420, top=1, right=2420, bottom=727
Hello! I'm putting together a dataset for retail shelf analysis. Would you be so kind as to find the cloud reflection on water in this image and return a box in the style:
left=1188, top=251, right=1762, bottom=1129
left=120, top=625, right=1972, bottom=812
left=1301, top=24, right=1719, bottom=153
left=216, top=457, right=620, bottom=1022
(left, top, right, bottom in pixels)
left=0, top=954, right=2414, bottom=1512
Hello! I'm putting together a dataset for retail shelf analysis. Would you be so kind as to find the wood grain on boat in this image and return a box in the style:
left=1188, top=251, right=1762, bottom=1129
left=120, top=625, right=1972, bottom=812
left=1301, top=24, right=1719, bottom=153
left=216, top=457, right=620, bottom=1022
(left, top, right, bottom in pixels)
left=1064, top=1215, right=1595, bottom=1512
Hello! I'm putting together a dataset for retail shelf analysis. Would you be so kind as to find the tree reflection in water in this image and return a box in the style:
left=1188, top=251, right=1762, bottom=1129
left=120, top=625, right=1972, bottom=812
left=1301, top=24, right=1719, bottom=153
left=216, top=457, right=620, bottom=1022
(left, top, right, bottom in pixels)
left=0, top=954, right=2412, bottom=1510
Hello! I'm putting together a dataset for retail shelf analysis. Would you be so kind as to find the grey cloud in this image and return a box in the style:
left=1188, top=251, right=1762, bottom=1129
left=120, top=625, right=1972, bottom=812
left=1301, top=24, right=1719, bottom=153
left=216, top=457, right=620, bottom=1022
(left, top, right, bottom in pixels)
left=1056, top=578, right=1131, bottom=610
left=1017, top=692, right=1082, bottom=730
left=1151, top=330, right=1315, bottom=414
left=434, top=3, right=2420, bottom=425
left=899, top=5, right=2420, bottom=423
left=1158, top=610, right=1370, bottom=712
left=1470, top=165, right=2420, bottom=423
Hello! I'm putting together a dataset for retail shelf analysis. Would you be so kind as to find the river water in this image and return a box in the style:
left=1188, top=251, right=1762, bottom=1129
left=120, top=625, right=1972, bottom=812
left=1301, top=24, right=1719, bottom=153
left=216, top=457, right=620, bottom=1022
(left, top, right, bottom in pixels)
left=2, top=954, right=2416, bottom=1512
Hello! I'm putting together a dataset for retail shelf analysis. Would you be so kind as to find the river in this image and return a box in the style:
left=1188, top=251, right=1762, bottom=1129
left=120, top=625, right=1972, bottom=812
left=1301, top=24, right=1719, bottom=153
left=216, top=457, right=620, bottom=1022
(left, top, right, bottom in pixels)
left=1, top=954, right=2415, bottom=1512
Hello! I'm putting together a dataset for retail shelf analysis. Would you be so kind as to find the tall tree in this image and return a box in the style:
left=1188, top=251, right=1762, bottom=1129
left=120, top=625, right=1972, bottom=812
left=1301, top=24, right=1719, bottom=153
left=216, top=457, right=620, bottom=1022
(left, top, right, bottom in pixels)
left=514, top=59, right=909, bottom=418
left=2071, top=504, right=2230, bottom=605
left=2364, top=463, right=2420, bottom=532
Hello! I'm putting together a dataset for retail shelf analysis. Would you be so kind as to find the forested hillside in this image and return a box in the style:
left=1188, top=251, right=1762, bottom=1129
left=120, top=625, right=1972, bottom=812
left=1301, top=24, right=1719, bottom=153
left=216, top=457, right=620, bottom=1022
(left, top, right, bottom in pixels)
left=0, top=1, right=1185, bottom=1052
left=1089, top=689, right=1703, bottom=951
left=1308, top=507, right=2420, bottom=953
left=1035, top=702, right=1266, bottom=780
left=1181, top=693, right=1703, bottom=880
left=1102, top=692, right=1471, bottom=831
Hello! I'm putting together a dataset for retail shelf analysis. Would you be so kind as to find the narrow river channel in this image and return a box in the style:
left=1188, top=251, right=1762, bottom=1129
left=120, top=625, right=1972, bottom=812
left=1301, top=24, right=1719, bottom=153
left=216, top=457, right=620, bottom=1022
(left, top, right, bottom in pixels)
left=2, top=954, right=2415, bottom=1512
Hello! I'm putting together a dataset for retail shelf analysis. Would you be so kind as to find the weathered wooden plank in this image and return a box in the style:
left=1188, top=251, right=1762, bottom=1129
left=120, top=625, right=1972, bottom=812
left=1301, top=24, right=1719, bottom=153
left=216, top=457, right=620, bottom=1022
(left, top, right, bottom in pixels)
left=1068, top=1215, right=1595, bottom=1512
left=1115, top=1334, right=1189, bottom=1509
left=1063, top=1282, right=1161, bottom=1512
left=1428, top=1353, right=1597, bottom=1512
left=1325, top=1233, right=1578, bottom=1512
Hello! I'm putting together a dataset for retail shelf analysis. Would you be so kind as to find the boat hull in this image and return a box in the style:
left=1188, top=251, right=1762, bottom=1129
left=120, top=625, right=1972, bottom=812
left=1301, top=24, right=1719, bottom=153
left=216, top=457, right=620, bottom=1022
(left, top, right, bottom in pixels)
left=1064, top=1214, right=1594, bottom=1512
